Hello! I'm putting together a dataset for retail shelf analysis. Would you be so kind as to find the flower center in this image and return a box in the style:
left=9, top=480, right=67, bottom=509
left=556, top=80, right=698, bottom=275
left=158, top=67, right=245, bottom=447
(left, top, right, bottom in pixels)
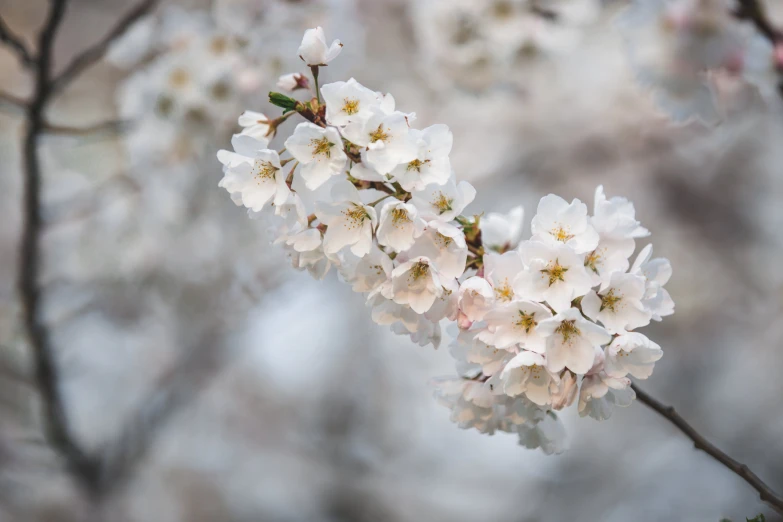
left=253, top=160, right=278, bottom=183
left=540, top=259, right=569, bottom=286
left=551, top=226, right=574, bottom=243
left=556, top=320, right=580, bottom=342
left=432, top=192, right=453, bottom=214
left=600, top=289, right=622, bottom=312
left=515, top=311, right=537, bottom=333
left=494, top=279, right=514, bottom=302
left=168, top=68, right=190, bottom=88
left=342, top=98, right=360, bottom=115
left=407, top=158, right=430, bottom=172
left=342, top=204, right=369, bottom=229
left=584, top=249, right=601, bottom=275
left=370, top=124, right=390, bottom=143
left=391, top=207, right=411, bottom=226
left=409, top=261, right=430, bottom=281
left=311, top=136, right=334, bottom=157
left=435, top=233, right=453, bottom=248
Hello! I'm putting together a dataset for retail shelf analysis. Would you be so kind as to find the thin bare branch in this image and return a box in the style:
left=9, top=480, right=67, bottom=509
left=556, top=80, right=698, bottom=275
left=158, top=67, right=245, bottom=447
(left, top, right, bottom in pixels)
left=42, top=119, right=129, bottom=136
left=50, top=0, right=159, bottom=97
left=632, top=383, right=783, bottom=516
left=0, top=13, right=34, bottom=67
left=734, top=0, right=782, bottom=44
left=0, top=90, right=28, bottom=110
left=19, top=0, right=101, bottom=495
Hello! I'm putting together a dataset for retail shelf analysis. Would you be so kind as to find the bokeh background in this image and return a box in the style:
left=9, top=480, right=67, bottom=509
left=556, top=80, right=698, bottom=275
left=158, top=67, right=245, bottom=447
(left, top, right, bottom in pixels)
left=1, top=0, right=783, bottom=521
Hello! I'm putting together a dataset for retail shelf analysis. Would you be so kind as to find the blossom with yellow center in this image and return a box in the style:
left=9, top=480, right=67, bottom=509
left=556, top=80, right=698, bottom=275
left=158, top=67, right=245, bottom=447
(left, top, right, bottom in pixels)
left=540, top=259, right=569, bottom=286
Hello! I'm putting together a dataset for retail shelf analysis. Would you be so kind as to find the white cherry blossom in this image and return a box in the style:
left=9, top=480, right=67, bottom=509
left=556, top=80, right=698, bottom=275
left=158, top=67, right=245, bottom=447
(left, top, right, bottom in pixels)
left=531, top=194, right=599, bottom=254
left=631, top=244, right=675, bottom=320
left=538, top=308, right=611, bottom=374
left=484, top=251, right=525, bottom=303
left=376, top=199, right=426, bottom=252
left=515, top=241, right=593, bottom=312
left=237, top=110, right=271, bottom=138
left=410, top=178, right=476, bottom=222
left=390, top=124, right=453, bottom=191
left=217, top=138, right=289, bottom=212
left=315, top=181, right=377, bottom=257
left=297, top=26, right=343, bottom=66
left=277, top=73, right=308, bottom=92
left=582, top=272, right=651, bottom=334
left=285, top=122, right=348, bottom=190
left=321, top=78, right=380, bottom=126
left=481, top=300, right=552, bottom=352
left=391, top=256, right=444, bottom=314
left=481, top=206, right=525, bottom=252
left=458, top=276, right=495, bottom=322
left=406, top=220, right=467, bottom=279
left=604, top=332, right=663, bottom=379
left=499, top=351, right=558, bottom=406
left=342, top=108, right=417, bottom=174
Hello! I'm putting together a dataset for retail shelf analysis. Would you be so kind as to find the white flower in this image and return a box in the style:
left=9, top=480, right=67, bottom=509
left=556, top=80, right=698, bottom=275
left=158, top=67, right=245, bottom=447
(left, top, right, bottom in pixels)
left=531, top=194, right=598, bottom=254
left=517, top=412, right=567, bottom=455
left=321, top=78, right=380, bottom=126
left=376, top=199, right=426, bottom=252
left=484, top=251, right=525, bottom=303
left=277, top=73, right=309, bottom=92
left=582, top=272, right=651, bottom=334
left=578, top=372, right=635, bottom=421
left=425, top=277, right=459, bottom=322
left=391, top=256, right=444, bottom=313
left=410, top=178, right=476, bottom=222
left=630, top=244, right=675, bottom=320
left=342, top=108, right=418, bottom=174
left=340, top=243, right=393, bottom=294
left=315, top=181, right=378, bottom=257
left=432, top=377, right=499, bottom=434
left=349, top=162, right=387, bottom=182
left=237, top=110, right=271, bottom=139
left=297, top=26, right=343, bottom=66
left=499, top=351, right=558, bottom=406
left=390, top=124, right=453, bottom=191
left=538, top=308, right=611, bottom=374
left=515, top=241, right=593, bottom=312
left=592, top=185, right=649, bottom=242
left=604, top=332, right=663, bottom=379
left=481, top=300, right=553, bottom=352
left=481, top=206, right=525, bottom=252
left=217, top=137, right=289, bottom=212
left=458, top=276, right=495, bottom=322
left=551, top=370, right=578, bottom=411
left=452, top=327, right=512, bottom=377
left=405, top=220, right=467, bottom=279
left=285, top=122, right=348, bottom=190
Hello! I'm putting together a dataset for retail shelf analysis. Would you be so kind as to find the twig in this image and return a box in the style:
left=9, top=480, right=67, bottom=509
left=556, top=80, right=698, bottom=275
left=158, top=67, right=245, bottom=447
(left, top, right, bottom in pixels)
left=631, top=383, right=783, bottom=516
left=49, top=0, right=159, bottom=96
left=0, top=13, right=34, bottom=67
left=734, top=0, right=782, bottom=44
left=19, top=0, right=101, bottom=494
left=0, top=90, right=28, bottom=110
left=42, top=119, right=129, bottom=136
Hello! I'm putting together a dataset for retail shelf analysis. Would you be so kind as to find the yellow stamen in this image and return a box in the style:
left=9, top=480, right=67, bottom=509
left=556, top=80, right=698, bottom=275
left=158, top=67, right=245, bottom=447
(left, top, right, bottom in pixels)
left=311, top=136, right=333, bottom=157
left=556, top=320, right=580, bottom=342
left=540, top=259, right=569, bottom=286
left=370, top=124, right=390, bottom=143
left=515, top=311, right=537, bottom=333
left=600, top=289, right=622, bottom=312
left=494, top=279, right=514, bottom=302
left=342, top=98, right=360, bottom=115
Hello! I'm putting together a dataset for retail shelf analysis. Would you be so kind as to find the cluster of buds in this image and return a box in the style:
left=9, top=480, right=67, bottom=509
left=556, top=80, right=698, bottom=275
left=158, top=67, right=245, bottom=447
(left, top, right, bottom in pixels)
left=217, top=28, right=674, bottom=453
left=619, top=0, right=783, bottom=124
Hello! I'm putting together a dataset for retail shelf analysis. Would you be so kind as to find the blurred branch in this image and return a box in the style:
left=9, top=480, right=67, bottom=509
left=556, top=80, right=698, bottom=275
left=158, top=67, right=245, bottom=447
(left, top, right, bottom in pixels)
left=50, top=0, right=159, bottom=97
left=0, top=13, right=34, bottom=67
left=18, top=0, right=102, bottom=495
left=0, top=90, right=28, bottom=111
left=42, top=119, right=130, bottom=136
left=734, top=0, right=782, bottom=44
left=632, top=383, right=783, bottom=516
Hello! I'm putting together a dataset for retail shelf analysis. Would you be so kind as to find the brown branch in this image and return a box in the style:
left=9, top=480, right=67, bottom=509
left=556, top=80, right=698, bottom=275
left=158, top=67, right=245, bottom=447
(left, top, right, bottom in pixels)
left=0, top=90, right=28, bottom=111
left=49, top=0, right=159, bottom=97
left=42, top=119, right=129, bottom=136
left=19, top=0, right=102, bottom=495
left=734, top=0, right=782, bottom=44
left=631, top=383, right=783, bottom=516
left=0, top=13, right=34, bottom=67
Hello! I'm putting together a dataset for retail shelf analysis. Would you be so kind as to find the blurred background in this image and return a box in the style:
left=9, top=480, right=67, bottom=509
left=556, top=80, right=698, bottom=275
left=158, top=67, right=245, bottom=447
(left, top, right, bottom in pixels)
left=1, top=0, right=783, bottom=520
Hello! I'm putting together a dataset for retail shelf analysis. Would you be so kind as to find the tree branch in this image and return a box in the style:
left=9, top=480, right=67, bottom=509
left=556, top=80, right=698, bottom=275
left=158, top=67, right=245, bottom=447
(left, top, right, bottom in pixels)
left=42, top=119, right=129, bottom=136
left=734, top=0, right=782, bottom=44
left=0, top=90, right=28, bottom=111
left=49, top=0, right=159, bottom=97
left=0, top=13, right=34, bottom=67
left=631, top=383, right=783, bottom=516
left=19, top=0, right=102, bottom=494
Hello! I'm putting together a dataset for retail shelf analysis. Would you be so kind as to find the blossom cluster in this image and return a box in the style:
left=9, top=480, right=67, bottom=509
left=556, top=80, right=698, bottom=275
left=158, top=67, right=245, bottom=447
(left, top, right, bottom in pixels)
left=619, top=0, right=783, bottom=124
left=218, top=28, right=674, bottom=454
left=410, top=0, right=600, bottom=92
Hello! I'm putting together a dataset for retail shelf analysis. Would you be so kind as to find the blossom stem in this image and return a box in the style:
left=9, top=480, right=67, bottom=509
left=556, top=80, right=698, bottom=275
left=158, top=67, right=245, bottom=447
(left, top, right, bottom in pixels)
left=631, top=383, right=783, bottom=515
left=310, top=65, right=321, bottom=104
